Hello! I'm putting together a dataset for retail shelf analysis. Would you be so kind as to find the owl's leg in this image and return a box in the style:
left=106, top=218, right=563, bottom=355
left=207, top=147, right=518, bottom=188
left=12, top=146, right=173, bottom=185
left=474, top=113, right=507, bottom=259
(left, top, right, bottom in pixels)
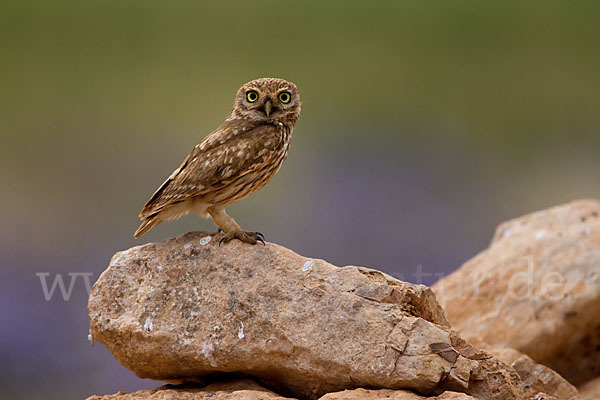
left=207, top=205, right=265, bottom=245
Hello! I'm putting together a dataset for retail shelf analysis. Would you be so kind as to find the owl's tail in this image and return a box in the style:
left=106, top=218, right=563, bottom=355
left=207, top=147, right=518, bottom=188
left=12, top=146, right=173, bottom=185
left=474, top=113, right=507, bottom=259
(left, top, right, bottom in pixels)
left=134, top=214, right=162, bottom=238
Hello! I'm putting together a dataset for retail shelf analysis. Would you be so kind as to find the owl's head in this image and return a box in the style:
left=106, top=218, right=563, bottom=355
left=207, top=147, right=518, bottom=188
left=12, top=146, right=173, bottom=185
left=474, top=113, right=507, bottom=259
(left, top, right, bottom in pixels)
left=231, top=78, right=301, bottom=124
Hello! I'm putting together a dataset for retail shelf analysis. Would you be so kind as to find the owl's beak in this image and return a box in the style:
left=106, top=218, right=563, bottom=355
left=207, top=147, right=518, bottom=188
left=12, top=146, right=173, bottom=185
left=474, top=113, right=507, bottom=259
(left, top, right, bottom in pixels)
left=263, top=100, right=273, bottom=117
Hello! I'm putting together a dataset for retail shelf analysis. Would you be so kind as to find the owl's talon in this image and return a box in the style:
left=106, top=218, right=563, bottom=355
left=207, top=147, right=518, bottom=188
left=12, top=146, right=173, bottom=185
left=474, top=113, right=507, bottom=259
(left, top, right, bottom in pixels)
left=219, top=230, right=264, bottom=245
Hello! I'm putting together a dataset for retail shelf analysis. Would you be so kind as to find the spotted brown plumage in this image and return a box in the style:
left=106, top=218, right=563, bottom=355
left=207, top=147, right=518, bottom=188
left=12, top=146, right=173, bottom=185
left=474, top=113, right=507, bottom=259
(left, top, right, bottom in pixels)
left=134, top=78, right=301, bottom=244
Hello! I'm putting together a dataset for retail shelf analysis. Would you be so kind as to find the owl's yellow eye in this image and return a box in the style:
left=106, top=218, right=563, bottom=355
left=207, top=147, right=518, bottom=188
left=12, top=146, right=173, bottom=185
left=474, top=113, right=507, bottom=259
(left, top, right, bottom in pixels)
left=246, top=90, right=259, bottom=103
left=278, top=91, right=291, bottom=104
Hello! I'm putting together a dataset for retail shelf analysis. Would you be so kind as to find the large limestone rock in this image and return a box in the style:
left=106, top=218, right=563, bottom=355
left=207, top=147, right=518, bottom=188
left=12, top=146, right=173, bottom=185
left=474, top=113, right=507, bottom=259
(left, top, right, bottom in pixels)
left=86, top=379, right=293, bottom=399
left=89, top=232, right=522, bottom=400
left=433, top=200, right=600, bottom=385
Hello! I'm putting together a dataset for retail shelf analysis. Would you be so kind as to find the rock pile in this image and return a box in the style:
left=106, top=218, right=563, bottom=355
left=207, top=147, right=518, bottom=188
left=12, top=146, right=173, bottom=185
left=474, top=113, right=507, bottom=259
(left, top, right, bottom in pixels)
left=86, top=379, right=480, bottom=400
left=433, top=199, right=600, bottom=395
left=87, top=200, right=600, bottom=399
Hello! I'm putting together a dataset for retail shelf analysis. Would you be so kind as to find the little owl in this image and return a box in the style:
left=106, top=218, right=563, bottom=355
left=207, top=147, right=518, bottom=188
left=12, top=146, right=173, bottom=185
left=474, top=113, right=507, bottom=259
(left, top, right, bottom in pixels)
left=134, top=78, right=302, bottom=245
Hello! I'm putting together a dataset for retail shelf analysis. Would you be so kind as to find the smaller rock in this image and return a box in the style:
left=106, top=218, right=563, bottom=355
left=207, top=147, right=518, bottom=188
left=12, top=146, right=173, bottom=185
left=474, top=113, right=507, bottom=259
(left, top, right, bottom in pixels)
left=579, top=376, right=600, bottom=400
left=472, top=342, right=579, bottom=400
left=85, top=379, right=294, bottom=399
left=318, top=388, right=477, bottom=399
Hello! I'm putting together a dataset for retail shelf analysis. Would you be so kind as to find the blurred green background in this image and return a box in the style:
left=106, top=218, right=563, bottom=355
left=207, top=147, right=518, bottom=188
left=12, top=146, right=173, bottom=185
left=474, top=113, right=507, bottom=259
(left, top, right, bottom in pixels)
left=1, top=1, right=599, bottom=399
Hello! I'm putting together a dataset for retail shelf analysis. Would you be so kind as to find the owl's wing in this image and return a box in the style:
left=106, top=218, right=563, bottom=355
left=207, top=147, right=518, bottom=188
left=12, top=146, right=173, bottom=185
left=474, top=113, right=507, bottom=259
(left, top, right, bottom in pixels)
left=139, top=120, right=279, bottom=218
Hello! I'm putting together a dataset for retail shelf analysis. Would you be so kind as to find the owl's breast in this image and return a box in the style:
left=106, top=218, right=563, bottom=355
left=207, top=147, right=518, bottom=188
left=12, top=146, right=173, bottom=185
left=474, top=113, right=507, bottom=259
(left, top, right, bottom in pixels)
left=272, top=123, right=293, bottom=164
left=206, top=124, right=293, bottom=206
